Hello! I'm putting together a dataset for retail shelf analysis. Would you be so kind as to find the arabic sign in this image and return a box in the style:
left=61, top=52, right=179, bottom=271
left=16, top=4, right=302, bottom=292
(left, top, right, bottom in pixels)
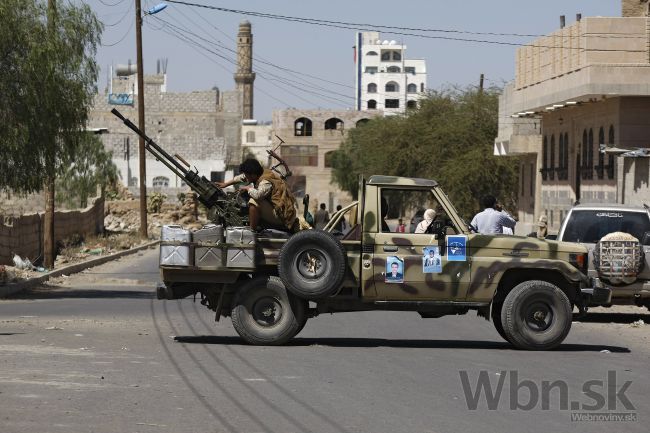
left=108, top=93, right=134, bottom=106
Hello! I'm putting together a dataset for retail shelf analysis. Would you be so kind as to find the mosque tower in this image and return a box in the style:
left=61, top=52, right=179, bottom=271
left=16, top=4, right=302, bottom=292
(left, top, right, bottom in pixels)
left=234, top=20, right=255, bottom=119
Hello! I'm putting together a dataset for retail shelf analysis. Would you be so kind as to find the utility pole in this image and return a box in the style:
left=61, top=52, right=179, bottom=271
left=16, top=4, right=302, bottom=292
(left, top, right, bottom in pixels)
left=135, top=0, right=148, bottom=238
left=44, top=0, right=56, bottom=269
left=479, top=73, right=484, bottom=96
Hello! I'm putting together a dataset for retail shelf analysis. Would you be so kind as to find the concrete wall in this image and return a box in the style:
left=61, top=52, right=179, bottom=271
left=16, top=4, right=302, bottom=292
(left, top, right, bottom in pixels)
left=0, top=197, right=105, bottom=265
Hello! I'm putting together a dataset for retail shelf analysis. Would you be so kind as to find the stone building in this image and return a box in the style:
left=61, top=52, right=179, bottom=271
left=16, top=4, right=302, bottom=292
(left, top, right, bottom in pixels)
left=273, top=109, right=380, bottom=211
left=354, top=31, right=427, bottom=115
left=89, top=71, right=242, bottom=192
left=495, top=0, right=650, bottom=233
left=88, top=21, right=259, bottom=194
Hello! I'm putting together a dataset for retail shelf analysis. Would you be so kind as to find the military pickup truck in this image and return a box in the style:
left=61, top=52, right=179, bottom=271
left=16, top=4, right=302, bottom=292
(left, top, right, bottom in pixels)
left=157, top=176, right=611, bottom=351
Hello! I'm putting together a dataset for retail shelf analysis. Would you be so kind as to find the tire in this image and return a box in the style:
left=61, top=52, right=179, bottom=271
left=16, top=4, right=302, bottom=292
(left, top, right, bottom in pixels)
left=231, top=276, right=307, bottom=345
left=491, top=302, right=509, bottom=343
left=501, top=280, right=572, bottom=350
left=278, top=230, right=347, bottom=300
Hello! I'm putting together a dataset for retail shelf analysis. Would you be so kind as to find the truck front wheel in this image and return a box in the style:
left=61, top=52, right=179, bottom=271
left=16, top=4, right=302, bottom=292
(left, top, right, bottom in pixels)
left=501, top=280, right=572, bottom=350
left=231, top=276, right=307, bottom=345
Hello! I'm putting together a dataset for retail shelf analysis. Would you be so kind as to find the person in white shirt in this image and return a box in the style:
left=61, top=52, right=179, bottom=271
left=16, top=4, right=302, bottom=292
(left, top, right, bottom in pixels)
left=470, top=195, right=516, bottom=235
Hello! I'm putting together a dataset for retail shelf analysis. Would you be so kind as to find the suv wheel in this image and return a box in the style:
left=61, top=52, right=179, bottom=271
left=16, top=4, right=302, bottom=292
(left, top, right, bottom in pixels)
left=231, top=276, right=307, bottom=345
left=501, top=280, right=572, bottom=350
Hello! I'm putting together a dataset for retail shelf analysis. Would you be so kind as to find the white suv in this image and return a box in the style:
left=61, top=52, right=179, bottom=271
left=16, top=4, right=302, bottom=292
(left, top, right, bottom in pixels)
left=557, top=204, right=650, bottom=308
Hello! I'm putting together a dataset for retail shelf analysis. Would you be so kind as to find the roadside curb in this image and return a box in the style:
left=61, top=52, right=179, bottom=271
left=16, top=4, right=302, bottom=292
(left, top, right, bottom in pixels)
left=0, top=240, right=160, bottom=298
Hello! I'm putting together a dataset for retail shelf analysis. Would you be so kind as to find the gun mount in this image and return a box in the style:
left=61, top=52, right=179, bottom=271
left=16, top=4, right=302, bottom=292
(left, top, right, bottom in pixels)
left=111, top=109, right=247, bottom=227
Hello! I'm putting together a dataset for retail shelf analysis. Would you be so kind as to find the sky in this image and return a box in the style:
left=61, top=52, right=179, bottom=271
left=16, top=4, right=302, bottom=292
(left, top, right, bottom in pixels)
left=90, top=0, right=621, bottom=121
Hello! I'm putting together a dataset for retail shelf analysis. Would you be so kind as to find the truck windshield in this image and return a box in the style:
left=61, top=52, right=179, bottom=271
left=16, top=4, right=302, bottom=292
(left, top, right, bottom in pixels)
left=562, top=210, right=650, bottom=243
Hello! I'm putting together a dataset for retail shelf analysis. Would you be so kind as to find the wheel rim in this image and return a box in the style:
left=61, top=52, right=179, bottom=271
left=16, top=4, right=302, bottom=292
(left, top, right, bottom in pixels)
left=251, top=296, right=283, bottom=327
left=523, top=301, right=553, bottom=332
left=296, top=248, right=328, bottom=279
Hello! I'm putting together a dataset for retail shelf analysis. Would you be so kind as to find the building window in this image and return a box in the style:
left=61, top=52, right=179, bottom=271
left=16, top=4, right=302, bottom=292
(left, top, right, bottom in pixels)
left=366, top=51, right=378, bottom=56
left=596, top=127, right=605, bottom=179
left=386, top=66, right=401, bottom=73
left=587, top=128, right=594, bottom=179
left=407, top=83, right=417, bottom=93
left=385, top=81, right=399, bottom=92
left=560, top=132, right=569, bottom=180
left=549, top=134, right=555, bottom=180
left=324, top=151, right=335, bottom=168
left=294, top=117, right=312, bottom=137
left=324, top=117, right=344, bottom=131
left=210, top=171, right=225, bottom=183
left=152, top=176, right=169, bottom=188
left=406, top=100, right=417, bottom=109
left=367, top=99, right=377, bottom=109
left=381, top=51, right=391, bottom=61
left=281, top=145, right=318, bottom=167
left=385, top=99, right=400, bottom=108
left=392, top=51, right=401, bottom=61
left=287, top=175, right=306, bottom=199
left=405, top=66, right=415, bottom=74
left=356, top=118, right=370, bottom=127
left=367, top=83, right=377, bottom=93
left=246, top=131, right=255, bottom=143
left=608, top=125, right=615, bottom=179
left=581, top=129, right=588, bottom=179
left=365, top=66, right=378, bottom=74
left=520, top=165, right=525, bottom=196
left=541, top=136, right=548, bottom=181
left=529, top=163, right=534, bottom=197
left=558, top=133, right=564, bottom=178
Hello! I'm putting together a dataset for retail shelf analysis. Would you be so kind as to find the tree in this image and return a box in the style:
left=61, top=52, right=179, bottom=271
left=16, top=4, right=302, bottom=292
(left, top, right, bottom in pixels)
left=330, top=86, right=519, bottom=220
left=56, top=133, right=120, bottom=209
left=0, top=0, right=101, bottom=267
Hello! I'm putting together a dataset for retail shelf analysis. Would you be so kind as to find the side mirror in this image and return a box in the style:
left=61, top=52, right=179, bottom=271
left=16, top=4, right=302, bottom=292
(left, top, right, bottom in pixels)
left=642, top=231, right=650, bottom=246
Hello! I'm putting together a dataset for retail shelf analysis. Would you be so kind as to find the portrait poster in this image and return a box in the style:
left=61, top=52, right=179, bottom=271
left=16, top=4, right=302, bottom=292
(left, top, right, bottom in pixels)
left=446, top=235, right=467, bottom=262
left=422, top=246, right=442, bottom=273
left=385, top=256, right=404, bottom=283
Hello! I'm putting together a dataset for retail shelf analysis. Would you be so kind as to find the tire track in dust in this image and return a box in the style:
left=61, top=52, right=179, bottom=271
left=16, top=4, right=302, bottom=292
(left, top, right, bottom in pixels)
left=163, top=301, right=271, bottom=432
left=191, top=302, right=351, bottom=433
left=150, top=298, right=235, bottom=433
left=179, top=301, right=315, bottom=433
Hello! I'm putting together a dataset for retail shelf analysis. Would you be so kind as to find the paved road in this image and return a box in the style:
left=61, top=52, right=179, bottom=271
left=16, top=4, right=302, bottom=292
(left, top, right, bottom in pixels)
left=0, top=248, right=648, bottom=433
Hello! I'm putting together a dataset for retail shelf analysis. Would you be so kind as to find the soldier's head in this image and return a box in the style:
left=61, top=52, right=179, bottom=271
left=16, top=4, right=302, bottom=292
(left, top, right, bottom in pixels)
left=482, top=195, right=497, bottom=209
left=239, top=159, right=264, bottom=183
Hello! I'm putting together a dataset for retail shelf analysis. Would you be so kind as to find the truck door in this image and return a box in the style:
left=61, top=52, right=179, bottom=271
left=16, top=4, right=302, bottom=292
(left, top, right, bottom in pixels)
left=367, top=187, right=471, bottom=301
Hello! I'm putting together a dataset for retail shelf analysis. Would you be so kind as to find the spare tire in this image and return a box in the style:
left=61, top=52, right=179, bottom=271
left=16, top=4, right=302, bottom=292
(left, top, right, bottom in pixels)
left=593, top=231, right=644, bottom=285
left=278, top=229, right=347, bottom=299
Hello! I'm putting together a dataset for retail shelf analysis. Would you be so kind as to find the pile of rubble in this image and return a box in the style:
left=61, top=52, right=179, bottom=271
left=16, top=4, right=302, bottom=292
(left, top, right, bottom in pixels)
left=104, top=192, right=207, bottom=237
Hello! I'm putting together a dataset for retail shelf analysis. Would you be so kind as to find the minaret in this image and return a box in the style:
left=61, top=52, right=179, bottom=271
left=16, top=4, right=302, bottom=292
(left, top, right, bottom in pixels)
left=234, top=20, right=255, bottom=119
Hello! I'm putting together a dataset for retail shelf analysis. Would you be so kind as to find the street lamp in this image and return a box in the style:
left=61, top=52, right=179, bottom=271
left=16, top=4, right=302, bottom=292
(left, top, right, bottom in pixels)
left=134, top=1, right=167, bottom=238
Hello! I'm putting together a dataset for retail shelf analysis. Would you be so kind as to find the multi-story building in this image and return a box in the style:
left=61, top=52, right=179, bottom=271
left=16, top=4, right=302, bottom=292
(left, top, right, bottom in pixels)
left=273, top=109, right=380, bottom=211
left=354, top=31, right=427, bottom=115
left=495, top=0, right=650, bottom=233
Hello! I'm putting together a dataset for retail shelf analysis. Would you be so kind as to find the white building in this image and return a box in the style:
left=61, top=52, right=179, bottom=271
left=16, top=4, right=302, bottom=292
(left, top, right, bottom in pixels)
left=354, top=31, right=427, bottom=115
left=241, top=120, right=273, bottom=169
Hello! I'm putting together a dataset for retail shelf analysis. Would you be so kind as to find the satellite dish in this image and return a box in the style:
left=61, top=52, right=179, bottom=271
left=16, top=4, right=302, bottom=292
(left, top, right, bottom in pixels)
left=375, top=39, right=381, bottom=44
left=382, top=40, right=389, bottom=45
left=390, top=40, right=397, bottom=45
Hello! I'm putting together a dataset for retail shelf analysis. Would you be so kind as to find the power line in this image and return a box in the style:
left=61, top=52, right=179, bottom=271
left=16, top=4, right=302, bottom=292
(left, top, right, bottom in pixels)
left=101, top=1, right=133, bottom=27
left=150, top=15, right=354, bottom=107
left=101, top=14, right=134, bottom=46
left=164, top=1, right=649, bottom=50
left=98, top=0, right=128, bottom=6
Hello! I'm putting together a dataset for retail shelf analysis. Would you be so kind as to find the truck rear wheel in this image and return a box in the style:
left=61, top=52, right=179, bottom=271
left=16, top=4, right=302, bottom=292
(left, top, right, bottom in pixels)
left=501, top=280, right=572, bottom=350
left=278, top=230, right=347, bottom=299
left=231, top=276, right=307, bottom=345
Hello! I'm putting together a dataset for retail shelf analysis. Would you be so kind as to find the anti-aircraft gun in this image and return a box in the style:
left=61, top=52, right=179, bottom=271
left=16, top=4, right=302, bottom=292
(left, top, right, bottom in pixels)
left=111, top=109, right=246, bottom=227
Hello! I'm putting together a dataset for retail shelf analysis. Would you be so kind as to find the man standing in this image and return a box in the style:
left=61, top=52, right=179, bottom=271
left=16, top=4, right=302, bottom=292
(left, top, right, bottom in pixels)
left=470, top=195, right=516, bottom=235
left=314, top=203, right=330, bottom=230
left=217, top=159, right=298, bottom=232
